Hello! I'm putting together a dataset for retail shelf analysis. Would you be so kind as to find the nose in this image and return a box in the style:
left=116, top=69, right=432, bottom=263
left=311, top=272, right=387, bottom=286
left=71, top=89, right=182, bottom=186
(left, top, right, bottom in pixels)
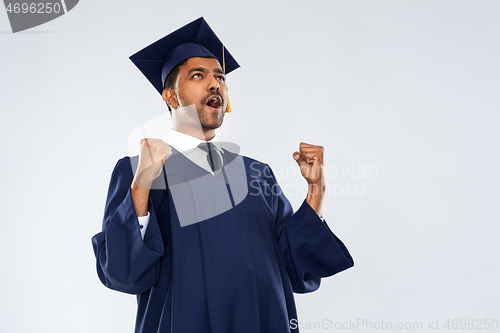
left=208, top=74, right=220, bottom=91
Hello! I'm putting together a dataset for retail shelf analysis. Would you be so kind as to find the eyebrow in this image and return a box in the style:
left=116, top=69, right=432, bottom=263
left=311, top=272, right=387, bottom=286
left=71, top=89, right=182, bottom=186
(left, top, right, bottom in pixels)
left=186, top=67, right=225, bottom=76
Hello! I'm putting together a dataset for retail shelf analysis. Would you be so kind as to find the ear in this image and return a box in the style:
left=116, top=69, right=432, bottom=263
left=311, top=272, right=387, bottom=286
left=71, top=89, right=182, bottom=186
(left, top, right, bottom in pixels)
left=162, top=88, right=179, bottom=109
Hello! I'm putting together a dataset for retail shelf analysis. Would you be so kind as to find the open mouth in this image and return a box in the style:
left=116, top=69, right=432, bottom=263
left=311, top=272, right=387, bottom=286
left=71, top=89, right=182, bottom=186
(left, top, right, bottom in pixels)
left=206, top=95, right=222, bottom=109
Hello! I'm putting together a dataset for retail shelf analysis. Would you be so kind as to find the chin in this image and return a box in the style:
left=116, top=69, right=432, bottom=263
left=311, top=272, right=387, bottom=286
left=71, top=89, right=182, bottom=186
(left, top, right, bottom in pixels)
left=200, top=111, right=224, bottom=129
left=202, top=121, right=223, bottom=130
left=202, top=117, right=224, bottom=130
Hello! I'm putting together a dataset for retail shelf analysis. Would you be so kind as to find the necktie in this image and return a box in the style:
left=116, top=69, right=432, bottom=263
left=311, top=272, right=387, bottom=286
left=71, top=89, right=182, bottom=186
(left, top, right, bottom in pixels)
left=198, top=142, right=222, bottom=174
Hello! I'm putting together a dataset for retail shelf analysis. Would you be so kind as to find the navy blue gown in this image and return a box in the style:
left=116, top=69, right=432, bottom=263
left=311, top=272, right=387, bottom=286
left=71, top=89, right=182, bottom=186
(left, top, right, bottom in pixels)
left=92, top=149, right=354, bottom=333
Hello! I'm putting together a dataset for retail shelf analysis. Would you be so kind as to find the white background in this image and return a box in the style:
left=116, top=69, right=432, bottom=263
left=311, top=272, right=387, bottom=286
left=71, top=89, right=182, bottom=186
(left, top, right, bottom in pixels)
left=1, top=1, right=499, bottom=332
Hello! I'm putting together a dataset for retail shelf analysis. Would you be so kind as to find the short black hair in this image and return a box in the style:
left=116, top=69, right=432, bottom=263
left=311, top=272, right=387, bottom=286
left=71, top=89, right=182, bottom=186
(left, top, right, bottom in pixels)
left=163, top=59, right=187, bottom=112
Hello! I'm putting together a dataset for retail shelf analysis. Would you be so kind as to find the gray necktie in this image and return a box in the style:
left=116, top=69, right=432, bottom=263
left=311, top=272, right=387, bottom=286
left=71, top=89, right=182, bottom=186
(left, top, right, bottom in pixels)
left=198, top=142, right=222, bottom=173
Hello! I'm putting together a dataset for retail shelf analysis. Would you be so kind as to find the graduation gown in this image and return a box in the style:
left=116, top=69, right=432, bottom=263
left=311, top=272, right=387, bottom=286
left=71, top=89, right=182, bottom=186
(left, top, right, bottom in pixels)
left=91, top=148, right=354, bottom=333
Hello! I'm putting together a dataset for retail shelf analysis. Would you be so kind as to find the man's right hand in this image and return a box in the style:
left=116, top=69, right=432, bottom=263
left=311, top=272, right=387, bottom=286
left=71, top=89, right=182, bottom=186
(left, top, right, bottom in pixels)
left=131, top=138, right=171, bottom=217
left=133, top=138, right=172, bottom=189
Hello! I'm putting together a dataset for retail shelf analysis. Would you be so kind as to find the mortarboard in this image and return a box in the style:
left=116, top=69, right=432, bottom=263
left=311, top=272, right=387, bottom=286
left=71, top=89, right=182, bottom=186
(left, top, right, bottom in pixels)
left=129, top=17, right=239, bottom=112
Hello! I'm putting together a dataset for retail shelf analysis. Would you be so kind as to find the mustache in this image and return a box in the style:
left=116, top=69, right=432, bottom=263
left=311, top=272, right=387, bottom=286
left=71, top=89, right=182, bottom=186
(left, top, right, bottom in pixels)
left=201, top=92, right=224, bottom=105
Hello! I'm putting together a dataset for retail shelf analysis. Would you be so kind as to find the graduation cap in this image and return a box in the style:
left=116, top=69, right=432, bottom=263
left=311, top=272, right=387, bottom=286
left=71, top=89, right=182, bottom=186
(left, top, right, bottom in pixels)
left=129, top=17, right=239, bottom=112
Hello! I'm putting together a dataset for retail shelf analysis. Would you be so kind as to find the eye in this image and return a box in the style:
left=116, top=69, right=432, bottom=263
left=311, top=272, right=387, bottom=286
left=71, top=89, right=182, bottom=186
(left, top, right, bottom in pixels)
left=216, top=75, right=226, bottom=82
left=192, top=73, right=202, bottom=79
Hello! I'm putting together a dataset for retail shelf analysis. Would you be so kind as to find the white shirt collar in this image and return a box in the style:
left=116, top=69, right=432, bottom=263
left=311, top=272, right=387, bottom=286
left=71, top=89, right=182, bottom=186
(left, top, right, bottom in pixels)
left=167, top=129, right=224, bottom=175
left=167, top=129, right=224, bottom=155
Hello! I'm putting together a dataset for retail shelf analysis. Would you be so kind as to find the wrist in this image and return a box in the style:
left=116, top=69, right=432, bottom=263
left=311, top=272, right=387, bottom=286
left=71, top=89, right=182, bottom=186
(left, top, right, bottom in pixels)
left=307, top=182, right=325, bottom=196
left=131, top=181, right=151, bottom=217
left=132, top=172, right=154, bottom=190
left=306, top=183, right=324, bottom=215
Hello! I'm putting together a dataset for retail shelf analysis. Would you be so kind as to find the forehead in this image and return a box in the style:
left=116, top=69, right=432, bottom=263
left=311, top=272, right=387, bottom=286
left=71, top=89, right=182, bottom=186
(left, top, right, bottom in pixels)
left=180, top=57, right=222, bottom=73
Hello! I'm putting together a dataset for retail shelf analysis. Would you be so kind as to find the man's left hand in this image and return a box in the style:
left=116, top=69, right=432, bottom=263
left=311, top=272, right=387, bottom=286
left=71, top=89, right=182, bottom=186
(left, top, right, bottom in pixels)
left=293, top=142, right=325, bottom=185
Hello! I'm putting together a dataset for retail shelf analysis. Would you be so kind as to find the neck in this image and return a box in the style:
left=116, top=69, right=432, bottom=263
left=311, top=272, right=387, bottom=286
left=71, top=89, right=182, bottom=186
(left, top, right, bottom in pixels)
left=202, top=128, right=216, bottom=141
left=172, top=124, right=215, bottom=141
left=171, top=105, right=215, bottom=141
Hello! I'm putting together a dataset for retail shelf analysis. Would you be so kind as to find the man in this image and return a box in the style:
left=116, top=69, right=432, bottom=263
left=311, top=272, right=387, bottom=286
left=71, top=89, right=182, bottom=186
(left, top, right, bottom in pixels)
left=92, top=17, right=354, bottom=333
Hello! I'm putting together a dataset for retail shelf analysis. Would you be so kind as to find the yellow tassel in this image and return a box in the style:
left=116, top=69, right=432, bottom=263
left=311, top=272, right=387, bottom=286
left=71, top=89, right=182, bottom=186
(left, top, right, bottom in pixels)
left=225, top=85, right=232, bottom=113
left=222, top=44, right=232, bottom=113
left=222, top=43, right=226, bottom=73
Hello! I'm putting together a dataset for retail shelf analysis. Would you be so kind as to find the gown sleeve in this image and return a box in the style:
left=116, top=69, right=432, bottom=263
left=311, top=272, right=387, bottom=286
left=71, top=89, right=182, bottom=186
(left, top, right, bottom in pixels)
left=91, top=157, right=165, bottom=295
left=267, top=165, right=354, bottom=294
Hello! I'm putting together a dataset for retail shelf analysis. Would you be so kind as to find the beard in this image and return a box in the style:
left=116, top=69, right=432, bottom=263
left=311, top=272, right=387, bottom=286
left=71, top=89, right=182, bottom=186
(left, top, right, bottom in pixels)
left=198, top=91, right=226, bottom=130
left=198, top=106, right=225, bottom=130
